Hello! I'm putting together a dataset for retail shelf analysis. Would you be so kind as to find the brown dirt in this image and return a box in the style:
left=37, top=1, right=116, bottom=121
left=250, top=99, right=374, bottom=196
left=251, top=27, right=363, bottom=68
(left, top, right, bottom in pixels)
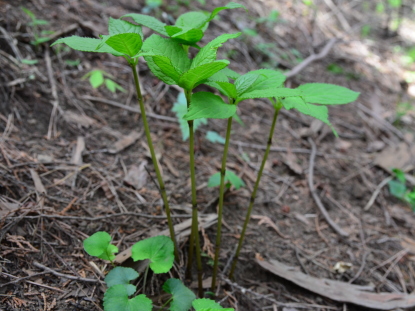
left=1, top=0, right=415, bottom=310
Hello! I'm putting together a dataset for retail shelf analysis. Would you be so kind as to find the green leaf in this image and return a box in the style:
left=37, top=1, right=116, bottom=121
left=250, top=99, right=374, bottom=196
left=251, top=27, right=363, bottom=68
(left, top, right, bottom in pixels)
left=392, top=168, right=406, bottom=183
left=191, top=33, right=241, bottom=68
left=175, top=11, right=210, bottom=29
left=131, top=236, right=174, bottom=273
left=100, top=33, right=143, bottom=57
left=184, top=92, right=236, bottom=120
left=89, top=70, right=104, bottom=88
left=162, top=278, right=196, bottom=311
left=122, top=13, right=168, bottom=36
left=51, top=36, right=124, bottom=56
left=83, top=231, right=118, bottom=261
left=105, top=267, right=138, bottom=296
left=21, top=59, right=38, bottom=65
left=172, top=92, right=207, bottom=141
left=217, top=82, right=238, bottom=98
left=193, top=298, right=234, bottom=311
left=297, top=83, right=360, bottom=105
left=143, top=35, right=191, bottom=72
left=105, top=79, right=126, bottom=93
left=209, top=2, right=247, bottom=22
left=388, top=180, right=407, bottom=199
left=235, top=69, right=286, bottom=96
left=104, top=285, right=152, bottom=311
left=150, top=55, right=182, bottom=84
left=239, top=88, right=302, bottom=100
left=208, top=170, right=245, bottom=190
left=206, top=131, right=226, bottom=144
left=166, top=26, right=204, bottom=46
left=108, top=17, right=143, bottom=37
left=21, top=7, right=36, bottom=20
left=179, top=60, right=229, bottom=90
left=221, top=67, right=241, bottom=80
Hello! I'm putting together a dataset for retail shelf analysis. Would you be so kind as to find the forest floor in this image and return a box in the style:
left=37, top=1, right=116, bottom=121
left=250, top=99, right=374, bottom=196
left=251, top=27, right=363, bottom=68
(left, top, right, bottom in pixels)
left=1, top=0, right=415, bottom=310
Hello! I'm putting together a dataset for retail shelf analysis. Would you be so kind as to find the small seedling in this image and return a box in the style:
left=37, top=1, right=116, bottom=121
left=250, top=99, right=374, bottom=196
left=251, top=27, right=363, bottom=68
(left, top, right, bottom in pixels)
left=82, top=69, right=126, bottom=93
left=388, top=169, right=415, bottom=210
left=21, top=6, right=55, bottom=45
left=83, top=232, right=232, bottom=311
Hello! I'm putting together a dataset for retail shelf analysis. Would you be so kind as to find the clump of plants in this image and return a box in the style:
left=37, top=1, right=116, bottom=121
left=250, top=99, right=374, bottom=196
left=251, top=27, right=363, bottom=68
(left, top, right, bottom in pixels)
left=52, top=2, right=359, bottom=308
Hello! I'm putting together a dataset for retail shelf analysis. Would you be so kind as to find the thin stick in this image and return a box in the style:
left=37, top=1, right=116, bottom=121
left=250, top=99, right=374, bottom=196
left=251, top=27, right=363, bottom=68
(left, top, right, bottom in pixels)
left=212, top=116, right=233, bottom=290
left=33, top=262, right=101, bottom=283
left=363, top=176, right=393, bottom=211
left=229, top=104, right=280, bottom=280
left=184, top=90, right=203, bottom=297
left=130, top=64, right=179, bottom=261
left=307, top=138, right=349, bottom=237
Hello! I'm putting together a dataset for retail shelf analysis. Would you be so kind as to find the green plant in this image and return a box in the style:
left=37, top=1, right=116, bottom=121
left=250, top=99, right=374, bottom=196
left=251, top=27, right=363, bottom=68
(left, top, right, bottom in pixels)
left=82, top=69, right=127, bottom=93
left=21, top=6, right=55, bottom=45
left=51, top=2, right=360, bottom=304
left=83, top=232, right=232, bottom=311
left=388, top=169, right=415, bottom=210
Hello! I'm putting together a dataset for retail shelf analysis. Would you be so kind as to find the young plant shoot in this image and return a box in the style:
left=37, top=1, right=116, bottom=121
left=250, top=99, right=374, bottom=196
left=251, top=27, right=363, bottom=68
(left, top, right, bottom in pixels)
left=51, top=17, right=179, bottom=261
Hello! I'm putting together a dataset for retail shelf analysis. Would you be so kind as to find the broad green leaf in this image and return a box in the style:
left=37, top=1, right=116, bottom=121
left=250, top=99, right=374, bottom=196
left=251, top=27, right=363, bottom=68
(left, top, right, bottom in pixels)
left=206, top=131, right=225, bottom=144
left=122, top=13, right=168, bottom=36
left=297, top=83, right=360, bottom=105
left=165, top=26, right=204, bottom=45
left=101, top=33, right=142, bottom=57
left=104, top=285, right=152, bottom=311
left=208, top=170, right=245, bottom=190
left=89, top=70, right=104, bottom=88
left=221, top=67, right=241, bottom=80
left=179, top=60, right=229, bottom=90
left=172, top=92, right=207, bottom=141
left=51, top=36, right=124, bottom=56
left=191, top=33, right=241, bottom=68
left=239, top=88, right=301, bottom=100
left=216, top=82, right=237, bottom=98
left=105, top=267, right=138, bottom=296
left=142, top=35, right=191, bottom=73
left=108, top=17, right=143, bottom=37
left=83, top=231, right=118, bottom=261
left=162, top=278, right=196, bottom=311
left=209, top=2, right=247, bottom=22
left=151, top=55, right=182, bottom=84
left=184, top=92, right=236, bottom=120
left=388, top=180, right=407, bottom=199
left=235, top=69, right=286, bottom=96
left=175, top=11, right=210, bottom=29
left=193, top=298, right=234, bottom=310
left=131, top=236, right=174, bottom=273
left=281, top=97, right=335, bottom=133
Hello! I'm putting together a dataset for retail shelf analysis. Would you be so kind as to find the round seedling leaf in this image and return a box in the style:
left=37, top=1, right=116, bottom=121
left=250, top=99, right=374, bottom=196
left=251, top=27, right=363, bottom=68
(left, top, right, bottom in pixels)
left=105, top=267, right=139, bottom=296
left=131, top=236, right=174, bottom=273
left=162, top=278, right=196, bottom=311
left=104, top=284, right=152, bottom=311
left=83, top=231, right=118, bottom=261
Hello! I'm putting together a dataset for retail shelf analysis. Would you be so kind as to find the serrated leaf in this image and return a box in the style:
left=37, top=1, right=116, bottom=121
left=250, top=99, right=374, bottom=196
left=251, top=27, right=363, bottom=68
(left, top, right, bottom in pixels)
left=235, top=69, right=286, bottom=96
left=105, top=267, right=138, bottom=296
left=89, top=70, right=104, bottom=88
left=191, top=33, right=241, bottom=68
left=131, top=236, right=174, bottom=273
left=51, top=36, right=124, bottom=56
left=193, top=298, right=234, bottom=311
left=298, top=83, right=360, bottom=105
left=239, top=88, right=301, bottom=100
left=175, top=11, right=210, bottom=29
left=216, top=82, right=237, bottom=98
left=104, top=285, right=152, bottom=311
left=101, top=33, right=142, bottom=57
left=142, top=35, right=191, bottom=73
left=221, top=67, right=241, bottom=80
left=208, top=170, right=245, bottom=190
left=122, top=13, right=168, bottom=36
left=172, top=92, right=207, bottom=141
left=209, top=2, right=247, bottom=22
left=179, top=60, right=229, bottom=90
left=83, top=231, right=118, bottom=261
left=206, top=131, right=226, bottom=144
left=184, top=92, right=236, bottom=120
left=163, top=278, right=196, bottom=311
left=108, top=17, right=143, bottom=37
left=150, top=55, right=182, bottom=84
left=166, top=26, right=204, bottom=45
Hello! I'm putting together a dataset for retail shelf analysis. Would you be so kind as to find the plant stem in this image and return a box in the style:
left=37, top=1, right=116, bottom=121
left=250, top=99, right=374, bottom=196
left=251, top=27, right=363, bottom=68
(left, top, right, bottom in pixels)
left=184, top=89, right=203, bottom=297
left=130, top=64, right=179, bottom=261
left=228, top=101, right=282, bottom=280
left=211, top=115, right=233, bottom=291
